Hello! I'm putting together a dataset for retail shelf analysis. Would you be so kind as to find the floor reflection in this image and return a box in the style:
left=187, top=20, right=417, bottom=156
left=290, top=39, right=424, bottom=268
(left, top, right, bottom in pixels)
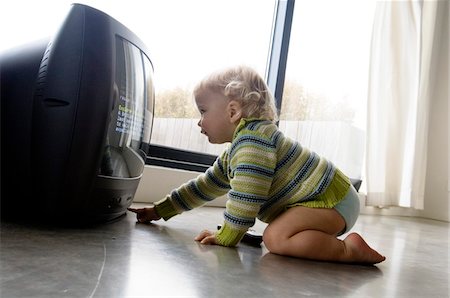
left=258, top=253, right=383, bottom=297
left=1, top=207, right=449, bottom=298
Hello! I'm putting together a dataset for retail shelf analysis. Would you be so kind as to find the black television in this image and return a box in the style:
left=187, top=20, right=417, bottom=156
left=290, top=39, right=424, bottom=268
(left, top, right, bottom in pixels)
left=1, top=3, right=155, bottom=223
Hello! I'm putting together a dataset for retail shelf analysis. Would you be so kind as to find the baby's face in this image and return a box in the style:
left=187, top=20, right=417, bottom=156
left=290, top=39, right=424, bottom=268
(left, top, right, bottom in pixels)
left=195, top=88, right=236, bottom=144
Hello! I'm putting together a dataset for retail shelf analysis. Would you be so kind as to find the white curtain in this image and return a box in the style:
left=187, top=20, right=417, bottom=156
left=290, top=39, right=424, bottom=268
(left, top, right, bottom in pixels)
left=366, top=0, right=446, bottom=209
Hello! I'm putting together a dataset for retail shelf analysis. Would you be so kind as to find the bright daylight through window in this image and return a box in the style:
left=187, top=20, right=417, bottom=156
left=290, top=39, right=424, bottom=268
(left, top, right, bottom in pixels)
left=146, top=0, right=277, bottom=156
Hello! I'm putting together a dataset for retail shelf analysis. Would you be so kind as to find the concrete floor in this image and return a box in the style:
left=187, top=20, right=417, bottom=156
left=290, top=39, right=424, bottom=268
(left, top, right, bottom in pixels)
left=1, top=205, right=449, bottom=298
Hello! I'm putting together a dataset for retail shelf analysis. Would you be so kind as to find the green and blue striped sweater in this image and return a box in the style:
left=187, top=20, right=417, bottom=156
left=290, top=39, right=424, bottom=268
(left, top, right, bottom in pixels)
left=154, top=119, right=351, bottom=247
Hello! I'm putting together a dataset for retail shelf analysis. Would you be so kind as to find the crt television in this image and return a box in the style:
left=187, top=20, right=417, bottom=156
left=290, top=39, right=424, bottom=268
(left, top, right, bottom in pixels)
left=1, top=3, right=155, bottom=223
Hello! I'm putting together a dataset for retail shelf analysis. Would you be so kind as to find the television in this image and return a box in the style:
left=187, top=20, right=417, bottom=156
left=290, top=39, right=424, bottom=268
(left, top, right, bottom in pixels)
left=1, top=3, right=155, bottom=223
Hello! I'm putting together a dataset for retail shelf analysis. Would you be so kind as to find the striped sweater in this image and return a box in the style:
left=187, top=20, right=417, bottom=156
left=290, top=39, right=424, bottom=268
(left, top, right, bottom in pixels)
left=154, top=118, right=351, bottom=247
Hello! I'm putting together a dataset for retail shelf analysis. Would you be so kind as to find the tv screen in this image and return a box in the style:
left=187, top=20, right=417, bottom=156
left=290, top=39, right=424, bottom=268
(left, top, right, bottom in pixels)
left=1, top=4, right=155, bottom=223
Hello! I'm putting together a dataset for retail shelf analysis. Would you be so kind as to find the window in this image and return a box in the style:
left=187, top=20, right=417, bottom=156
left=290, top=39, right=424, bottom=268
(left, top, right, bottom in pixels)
left=280, top=0, right=376, bottom=179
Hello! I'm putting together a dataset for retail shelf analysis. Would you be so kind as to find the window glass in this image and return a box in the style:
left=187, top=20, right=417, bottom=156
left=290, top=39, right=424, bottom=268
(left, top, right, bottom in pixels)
left=281, top=0, right=375, bottom=178
left=135, top=0, right=277, bottom=155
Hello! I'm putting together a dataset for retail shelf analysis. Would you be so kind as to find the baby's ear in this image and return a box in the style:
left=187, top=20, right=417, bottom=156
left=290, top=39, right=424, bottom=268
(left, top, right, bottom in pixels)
left=227, top=100, right=242, bottom=123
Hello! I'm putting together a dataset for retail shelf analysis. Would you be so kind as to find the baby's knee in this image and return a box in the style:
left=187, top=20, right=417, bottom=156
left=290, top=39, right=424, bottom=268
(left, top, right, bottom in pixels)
left=262, top=226, right=285, bottom=254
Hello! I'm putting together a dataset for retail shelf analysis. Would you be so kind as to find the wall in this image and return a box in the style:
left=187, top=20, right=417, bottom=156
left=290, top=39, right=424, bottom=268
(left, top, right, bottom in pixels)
left=134, top=166, right=228, bottom=207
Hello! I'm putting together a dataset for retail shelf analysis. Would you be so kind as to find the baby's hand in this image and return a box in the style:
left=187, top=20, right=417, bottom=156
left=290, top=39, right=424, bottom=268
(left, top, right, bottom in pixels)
left=195, top=229, right=218, bottom=245
left=127, top=206, right=161, bottom=223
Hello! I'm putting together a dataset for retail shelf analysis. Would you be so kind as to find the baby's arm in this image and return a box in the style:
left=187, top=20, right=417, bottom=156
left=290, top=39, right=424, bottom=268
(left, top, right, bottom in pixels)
left=127, top=206, right=161, bottom=223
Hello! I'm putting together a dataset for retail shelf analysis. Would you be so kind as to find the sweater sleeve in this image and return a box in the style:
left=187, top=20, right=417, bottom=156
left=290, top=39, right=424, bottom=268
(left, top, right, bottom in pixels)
left=154, top=151, right=231, bottom=220
left=216, top=129, right=277, bottom=246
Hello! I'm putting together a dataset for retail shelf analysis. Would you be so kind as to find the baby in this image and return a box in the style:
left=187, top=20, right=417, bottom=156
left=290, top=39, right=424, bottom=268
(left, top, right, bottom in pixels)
left=129, top=65, right=385, bottom=265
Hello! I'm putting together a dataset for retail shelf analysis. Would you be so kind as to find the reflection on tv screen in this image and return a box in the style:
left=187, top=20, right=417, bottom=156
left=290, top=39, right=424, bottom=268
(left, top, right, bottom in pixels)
left=100, top=37, right=154, bottom=178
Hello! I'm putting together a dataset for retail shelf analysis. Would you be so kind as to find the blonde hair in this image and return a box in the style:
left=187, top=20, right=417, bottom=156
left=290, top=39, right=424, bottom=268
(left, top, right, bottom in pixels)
left=194, top=66, right=278, bottom=122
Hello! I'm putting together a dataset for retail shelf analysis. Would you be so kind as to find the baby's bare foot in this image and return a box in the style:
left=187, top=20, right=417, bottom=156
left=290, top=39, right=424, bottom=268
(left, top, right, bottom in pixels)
left=343, top=233, right=386, bottom=265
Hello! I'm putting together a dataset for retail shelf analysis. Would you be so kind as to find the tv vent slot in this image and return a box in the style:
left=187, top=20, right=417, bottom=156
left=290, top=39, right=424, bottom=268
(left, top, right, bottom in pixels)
left=43, top=98, right=70, bottom=107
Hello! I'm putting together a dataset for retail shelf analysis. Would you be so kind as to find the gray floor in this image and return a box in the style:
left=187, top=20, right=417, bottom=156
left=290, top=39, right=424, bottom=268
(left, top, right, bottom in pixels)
left=1, top=205, right=449, bottom=298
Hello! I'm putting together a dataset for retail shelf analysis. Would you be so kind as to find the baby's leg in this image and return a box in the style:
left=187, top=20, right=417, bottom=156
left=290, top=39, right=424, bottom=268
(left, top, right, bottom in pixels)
left=263, top=206, right=385, bottom=264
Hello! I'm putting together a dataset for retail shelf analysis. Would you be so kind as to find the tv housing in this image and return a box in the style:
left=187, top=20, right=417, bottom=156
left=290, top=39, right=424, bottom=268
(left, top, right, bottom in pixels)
left=1, top=3, right=155, bottom=223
